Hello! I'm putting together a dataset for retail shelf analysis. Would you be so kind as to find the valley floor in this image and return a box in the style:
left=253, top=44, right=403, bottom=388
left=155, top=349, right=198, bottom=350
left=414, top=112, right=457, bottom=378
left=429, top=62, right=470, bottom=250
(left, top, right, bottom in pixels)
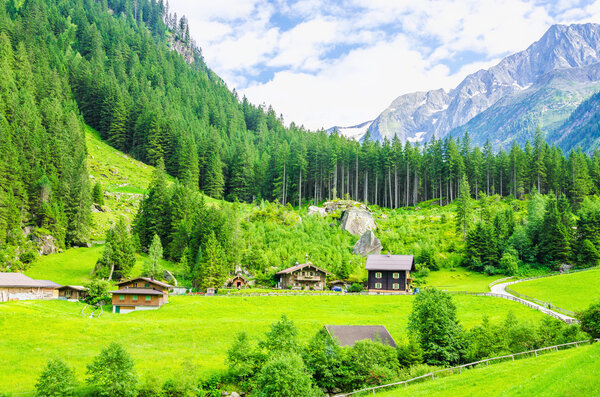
left=0, top=294, right=544, bottom=393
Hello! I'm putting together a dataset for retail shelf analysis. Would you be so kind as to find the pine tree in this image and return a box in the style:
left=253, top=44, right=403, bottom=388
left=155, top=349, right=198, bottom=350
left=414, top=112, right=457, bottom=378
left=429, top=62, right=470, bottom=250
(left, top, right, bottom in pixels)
left=92, top=181, right=104, bottom=206
left=456, top=175, right=473, bottom=240
left=204, top=151, right=224, bottom=199
left=537, top=198, right=571, bottom=267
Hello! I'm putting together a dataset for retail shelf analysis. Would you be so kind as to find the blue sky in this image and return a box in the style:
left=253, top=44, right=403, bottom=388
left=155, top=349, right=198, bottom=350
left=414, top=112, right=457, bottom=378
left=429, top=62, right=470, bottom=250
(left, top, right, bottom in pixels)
left=169, top=0, right=600, bottom=130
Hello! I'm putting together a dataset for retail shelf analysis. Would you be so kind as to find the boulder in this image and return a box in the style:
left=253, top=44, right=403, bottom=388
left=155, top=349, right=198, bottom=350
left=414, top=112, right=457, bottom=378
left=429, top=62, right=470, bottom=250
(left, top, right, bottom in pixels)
left=91, top=203, right=103, bottom=213
left=340, top=207, right=376, bottom=236
left=33, top=234, right=59, bottom=255
left=307, top=206, right=326, bottom=216
left=353, top=230, right=383, bottom=256
left=324, top=200, right=368, bottom=214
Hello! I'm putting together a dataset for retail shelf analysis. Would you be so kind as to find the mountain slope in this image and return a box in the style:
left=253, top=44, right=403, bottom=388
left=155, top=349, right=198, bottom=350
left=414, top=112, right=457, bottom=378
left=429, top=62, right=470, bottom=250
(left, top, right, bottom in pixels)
left=326, top=120, right=373, bottom=141
left=548, top=89, right=600, bottom=152
left=361, top=23, right=600, bottom=148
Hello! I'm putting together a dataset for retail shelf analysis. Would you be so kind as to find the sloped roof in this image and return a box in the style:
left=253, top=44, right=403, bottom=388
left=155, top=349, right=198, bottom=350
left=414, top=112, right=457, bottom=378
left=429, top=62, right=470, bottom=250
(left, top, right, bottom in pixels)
left=116, top=277, right=171, bottom=288
left=59, top=285, right=88, bottom=292
left=325, top=325, right=397, bottom=348
left=109, top=288, right=165, bottom=295
left=276, top=262, right=333, bottom=275
left=0, top=272, right=61, bottom=288
left=365, top=255, right=414, bottom=271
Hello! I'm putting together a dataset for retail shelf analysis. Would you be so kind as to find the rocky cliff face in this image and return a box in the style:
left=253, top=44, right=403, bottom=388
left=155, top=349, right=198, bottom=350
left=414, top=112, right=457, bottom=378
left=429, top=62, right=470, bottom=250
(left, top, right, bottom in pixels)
left=342, top=23, right=600, bottom=149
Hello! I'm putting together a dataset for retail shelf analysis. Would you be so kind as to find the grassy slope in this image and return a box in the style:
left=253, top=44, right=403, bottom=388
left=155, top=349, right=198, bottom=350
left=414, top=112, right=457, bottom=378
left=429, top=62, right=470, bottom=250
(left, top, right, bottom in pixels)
left=509, top=268, right=600, bottom=312
left=86, top=126, right=155, bottom=240
left=0, top=295, right=544, bottom=392
left=423, top=268, right=500, bottom=292
left=377, top=342, right=600, bottom=396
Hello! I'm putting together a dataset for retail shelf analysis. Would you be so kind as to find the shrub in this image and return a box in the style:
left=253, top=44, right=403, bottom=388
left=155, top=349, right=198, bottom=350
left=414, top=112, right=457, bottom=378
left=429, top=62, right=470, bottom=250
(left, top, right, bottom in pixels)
left=255, top=353, right=321, bottom=397
left=348, top=283, right=363, bottom=293
left=35, top=358, right=77, bottom=397
left=86, top=343, right=137, bottom=397
left=578, top=302, right=600, bottom=340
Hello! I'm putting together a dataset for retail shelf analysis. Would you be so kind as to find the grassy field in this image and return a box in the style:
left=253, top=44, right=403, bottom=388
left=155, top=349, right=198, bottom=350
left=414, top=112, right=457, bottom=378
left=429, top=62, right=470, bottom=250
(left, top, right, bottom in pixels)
left=0, top=294, right=545, bottom=393
left=510, top=268, right=600, bottom=312
left=376, top=342, right=600, bottom=396
left=423, top=268, right=501, bottom=292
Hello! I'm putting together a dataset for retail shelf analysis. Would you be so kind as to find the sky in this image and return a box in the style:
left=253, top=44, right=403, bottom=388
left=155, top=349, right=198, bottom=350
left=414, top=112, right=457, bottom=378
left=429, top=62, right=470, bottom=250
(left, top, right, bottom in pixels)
left=167, top=0, right=600, bottom=131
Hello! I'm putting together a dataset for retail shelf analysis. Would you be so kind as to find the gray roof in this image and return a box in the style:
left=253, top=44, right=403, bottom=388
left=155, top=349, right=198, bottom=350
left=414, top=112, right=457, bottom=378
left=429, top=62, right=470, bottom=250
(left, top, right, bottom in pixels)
left=276, top=262, right=333, bottom=275
left=325, top=325, right=397, bottom=348
left=110, top=288, right=165, bottom=295
left=0, top=272, right=61, bottom=288
left=59, top=285, right=88, bottom=292
left=365, top=255, right=414, bottom=271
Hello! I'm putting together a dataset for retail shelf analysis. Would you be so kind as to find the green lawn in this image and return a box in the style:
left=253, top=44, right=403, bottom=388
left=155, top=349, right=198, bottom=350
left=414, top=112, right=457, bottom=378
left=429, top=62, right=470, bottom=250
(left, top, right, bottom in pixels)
left=376, top=342, right=600, bottom=396
left=0, top=294, right=544, bottom=393
left=423, top=268, right=501, bottom=292
left=510, top=268, right=600, bottom=312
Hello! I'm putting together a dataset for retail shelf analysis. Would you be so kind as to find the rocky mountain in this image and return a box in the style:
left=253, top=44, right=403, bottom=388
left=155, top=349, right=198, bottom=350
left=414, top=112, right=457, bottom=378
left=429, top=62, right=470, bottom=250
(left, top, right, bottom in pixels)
left=340, top=23, right=600, bottom=150
left=549, top=89, right=600, bottom=153
left=327, top=120, right=373, bottom=141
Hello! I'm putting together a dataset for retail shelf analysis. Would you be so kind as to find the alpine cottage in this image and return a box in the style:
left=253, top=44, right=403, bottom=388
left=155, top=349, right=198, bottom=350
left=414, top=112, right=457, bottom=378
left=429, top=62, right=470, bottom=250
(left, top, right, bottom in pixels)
left=110, top=277, right=170, bottom=314
left=365, top=254, right=414, bottom=293
left=0, top=273, right=60, bottom=302
left=275, top=262, right=332, bottom=290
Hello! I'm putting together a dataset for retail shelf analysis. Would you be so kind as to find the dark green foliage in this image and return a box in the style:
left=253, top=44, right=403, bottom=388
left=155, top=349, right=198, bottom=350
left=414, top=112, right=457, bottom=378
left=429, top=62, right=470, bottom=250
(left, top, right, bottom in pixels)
left=465, top=223, right=499, bottom=272
left=95, top=217, right=136, bottom=280
left=86, top=343, right=137, bottom=397
left=92, top=182, right=104, bottom=206
left=348, top=283, right=363, bottom=293
left=83, top=279, right=111, bottom=306
left=35, top=358, right=77, bottom=397
left=575, top=197, right=600, bottom=267
left=578, top=302, right=600, bottom=339
left=537, top=198, right=571, bottom=267
left=259, top=315, right=300, bottom=355
left=302, top=329, right=347, bottom=392
left=396, top=337, right=423, bottom=368
left=227, top=332, right=259, bottom=383
left=344, top=340, right=399, bottom=389
left=408, top=288, right=466, bottom=366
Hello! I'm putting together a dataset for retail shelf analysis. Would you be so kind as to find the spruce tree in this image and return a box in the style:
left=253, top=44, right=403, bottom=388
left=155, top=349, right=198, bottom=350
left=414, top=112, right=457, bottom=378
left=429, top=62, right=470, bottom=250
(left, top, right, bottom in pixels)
left=537, top=198, right=571, bottom=267
left=455, top=175, right=473, bottom=240
left=204, top=151, right=224, bottom=199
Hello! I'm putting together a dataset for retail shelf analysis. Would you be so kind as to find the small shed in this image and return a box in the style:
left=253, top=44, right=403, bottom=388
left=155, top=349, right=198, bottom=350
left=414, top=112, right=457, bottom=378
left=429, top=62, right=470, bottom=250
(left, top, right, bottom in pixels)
left=58, top=285, right=88, bottom=300
left=228, top=273, right=248, bottom=289
left=325, top=325, right=396, bottom=347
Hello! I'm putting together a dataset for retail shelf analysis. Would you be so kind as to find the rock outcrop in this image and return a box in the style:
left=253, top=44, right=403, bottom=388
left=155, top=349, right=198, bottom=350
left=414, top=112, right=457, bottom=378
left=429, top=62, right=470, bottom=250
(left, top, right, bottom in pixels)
left=307, top=206, right=327, bottom=216
left=32, top=234, right=59, bottom=255
left=340, top=207, right=376, bottom=236
left=353, top=230, right=382, bottom=256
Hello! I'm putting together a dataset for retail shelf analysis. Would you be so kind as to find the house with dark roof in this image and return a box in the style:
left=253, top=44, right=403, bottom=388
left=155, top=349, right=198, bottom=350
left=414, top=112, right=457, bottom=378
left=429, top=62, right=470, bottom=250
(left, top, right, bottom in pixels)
left=110, top=277, right=170, bottom=314
left=366, top=254, right=414, bottom=293
left=58, top=285, right=88, bottom=301
left=0, top=273, right=61, bottom=302
left=275, top=262, right=332, bottom=290
left=325, top=325, right=397, bottom=347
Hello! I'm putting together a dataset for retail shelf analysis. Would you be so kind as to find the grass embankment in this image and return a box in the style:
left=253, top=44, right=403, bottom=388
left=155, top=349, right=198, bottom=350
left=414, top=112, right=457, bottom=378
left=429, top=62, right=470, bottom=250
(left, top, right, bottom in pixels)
left=0, top=295, right=544, bottom=393
left=509, top=268, right=600, bottom=312
left=376, top=342, right=600, bottom=396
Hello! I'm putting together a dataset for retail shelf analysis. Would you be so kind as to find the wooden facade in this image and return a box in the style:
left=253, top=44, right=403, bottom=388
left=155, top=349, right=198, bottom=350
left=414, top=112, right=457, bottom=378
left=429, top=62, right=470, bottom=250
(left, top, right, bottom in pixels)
left=110, top=277, right=171, bottom=314
left=0, top=273, right=60, bottom=302
left=365, top=255, right=414, bottom=293
left=58, top=286, right=88, bottom=301
left=275, top=262, right=332, bottom=290
left=228, top=274, right=248, bottom=289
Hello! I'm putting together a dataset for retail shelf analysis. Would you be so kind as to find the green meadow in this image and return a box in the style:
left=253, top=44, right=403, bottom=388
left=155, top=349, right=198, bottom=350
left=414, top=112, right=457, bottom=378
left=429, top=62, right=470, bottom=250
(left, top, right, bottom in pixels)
left=0, top=294, right=544, bottom=393
left=422, top=268, right=500, bottom=292
left=510, top=268, right=600, bottom=312
left=376, top=342, right=600, bottom=396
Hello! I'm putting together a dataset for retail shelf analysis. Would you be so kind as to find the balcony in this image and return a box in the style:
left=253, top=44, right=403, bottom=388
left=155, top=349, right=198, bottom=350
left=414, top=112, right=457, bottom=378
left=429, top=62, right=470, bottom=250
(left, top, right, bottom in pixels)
left=295, top=275, right=321, bottom=281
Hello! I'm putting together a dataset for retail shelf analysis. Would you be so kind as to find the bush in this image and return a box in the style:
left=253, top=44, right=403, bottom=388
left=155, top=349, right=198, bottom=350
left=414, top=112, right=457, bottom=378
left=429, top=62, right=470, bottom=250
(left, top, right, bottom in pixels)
left=255, top=353, right=321, bottom=397
left=578, top=302, right=600, bottom=340
left=348, top=283, right=363, bottom=293
left=35, top=358, right=77, bottom=397
left=86, top=343, right=137, bottom=397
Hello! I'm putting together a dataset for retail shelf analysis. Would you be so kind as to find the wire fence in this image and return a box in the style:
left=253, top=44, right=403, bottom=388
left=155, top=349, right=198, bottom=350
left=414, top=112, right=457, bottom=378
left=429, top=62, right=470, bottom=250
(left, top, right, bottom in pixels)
left=334, top=338, right=600, bottom=396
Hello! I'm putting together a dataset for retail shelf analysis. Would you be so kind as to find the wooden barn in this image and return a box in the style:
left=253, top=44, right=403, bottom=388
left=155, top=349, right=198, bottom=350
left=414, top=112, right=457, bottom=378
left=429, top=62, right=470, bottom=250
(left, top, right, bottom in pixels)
left=275, top=262, right=332, bottom=290
left=58, top=285, right=88, bottom=301
left=324, top=325, right=397, bottom=347
left=0, top=273, right=60, bottom=302
left=110, top=277, right=170, bottom=314
left=365, top=254, right=414, bottom=293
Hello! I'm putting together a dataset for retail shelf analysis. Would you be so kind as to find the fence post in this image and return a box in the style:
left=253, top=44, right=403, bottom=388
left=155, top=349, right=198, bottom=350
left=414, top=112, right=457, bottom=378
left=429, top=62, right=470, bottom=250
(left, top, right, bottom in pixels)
left=511, top=355, right=514, bottom=361
left=534, top=351, right=537, bottom=357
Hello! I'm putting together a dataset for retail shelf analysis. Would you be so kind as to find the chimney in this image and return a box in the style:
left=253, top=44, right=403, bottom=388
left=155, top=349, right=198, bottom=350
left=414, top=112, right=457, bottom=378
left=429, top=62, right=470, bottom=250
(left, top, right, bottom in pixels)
left=387, top=251, right=391, bottom=257
left=151, top=275, right=154, bottom=281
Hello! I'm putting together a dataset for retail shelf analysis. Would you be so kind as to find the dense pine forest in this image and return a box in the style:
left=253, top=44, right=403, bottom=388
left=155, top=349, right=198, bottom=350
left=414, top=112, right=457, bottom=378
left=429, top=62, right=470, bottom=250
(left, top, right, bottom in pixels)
left=2, top=0, right=600, bottom=278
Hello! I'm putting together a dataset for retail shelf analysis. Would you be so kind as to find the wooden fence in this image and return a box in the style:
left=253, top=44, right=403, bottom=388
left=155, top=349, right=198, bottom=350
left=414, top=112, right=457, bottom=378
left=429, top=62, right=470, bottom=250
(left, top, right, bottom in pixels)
left=334, top=338, right=600, bottom=396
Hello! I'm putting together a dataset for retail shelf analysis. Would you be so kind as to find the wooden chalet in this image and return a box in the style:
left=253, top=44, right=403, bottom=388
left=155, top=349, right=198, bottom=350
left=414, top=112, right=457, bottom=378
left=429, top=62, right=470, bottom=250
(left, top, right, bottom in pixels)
left=110, top=277, right=170, bottom=314
left=228, top=273, right=248, bottom=289
left=0, top=272, right=60, bottom=302
left=365, top=254, right=414, bottom=293
left=275, top=262, right=332, bottom=290
left=58, top=285, right=88, bottom=301
left=325, top=325, right=397, bottom=347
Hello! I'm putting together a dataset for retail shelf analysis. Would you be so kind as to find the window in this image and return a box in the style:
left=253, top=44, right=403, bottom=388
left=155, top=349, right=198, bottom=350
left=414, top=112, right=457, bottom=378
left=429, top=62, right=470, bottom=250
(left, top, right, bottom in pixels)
left=375, top=282, right=382, bottom=289
left=145, top=283, right=150, bottom=288
left=119, top=295, right=125, bottom=301
left=375, top=272, right=382, bottom=279
left=65, top=290, right=72, bottom=297
left=393, top=283, right=400, bottom=290
left=132, top=295, right=138, bottom=301
left=393, top=273, right=400, bottom=279
left=145, top=295, right=151, bottom=301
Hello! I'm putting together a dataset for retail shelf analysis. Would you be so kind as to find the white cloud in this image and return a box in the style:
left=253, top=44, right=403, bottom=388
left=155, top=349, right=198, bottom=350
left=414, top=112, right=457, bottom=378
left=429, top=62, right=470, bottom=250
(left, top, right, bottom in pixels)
left=167, top=0, right=600, bottom=130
